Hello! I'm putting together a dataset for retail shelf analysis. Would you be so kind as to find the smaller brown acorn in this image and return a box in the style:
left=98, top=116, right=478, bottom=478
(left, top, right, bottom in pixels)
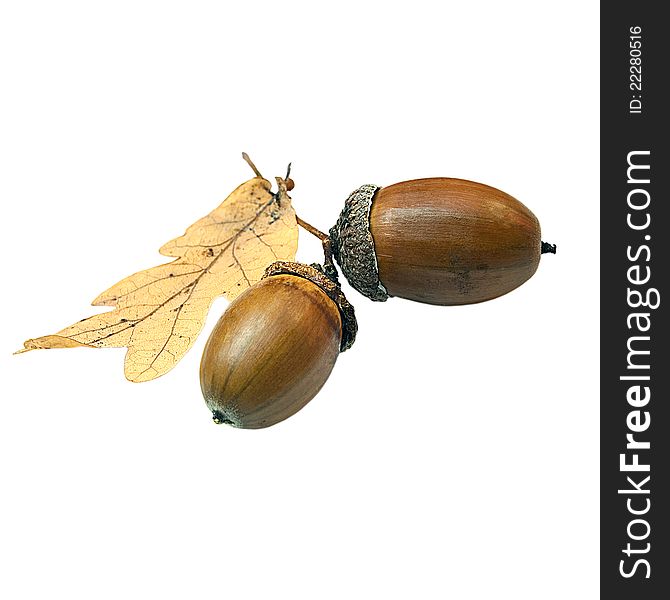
left=330, top=178, right=555, bottom=305
left=199, top=262, right=356, bottom=429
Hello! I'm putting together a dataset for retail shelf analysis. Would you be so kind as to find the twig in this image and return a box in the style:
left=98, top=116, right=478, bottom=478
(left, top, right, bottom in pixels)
left=296, top=216, right=329, bottom=242
left=296, top=215, right=336, bottom=276
left=241, top=152, right=263, bottom=178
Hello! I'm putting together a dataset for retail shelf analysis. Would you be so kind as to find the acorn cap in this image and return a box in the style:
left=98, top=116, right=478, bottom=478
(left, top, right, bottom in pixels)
left=329, top=184, right=389, bottom=302
left=262, top=261, right=358, bottom=351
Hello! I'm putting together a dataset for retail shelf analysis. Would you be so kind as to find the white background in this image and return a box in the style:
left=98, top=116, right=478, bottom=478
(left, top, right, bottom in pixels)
left=0, top=1, right=599, bottom=598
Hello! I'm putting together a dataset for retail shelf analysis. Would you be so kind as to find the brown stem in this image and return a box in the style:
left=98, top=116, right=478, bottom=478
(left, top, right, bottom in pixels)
left=241, top=152, right=263, bottom=178
left=296, top=215, right=335, bottom=273
left=296, top=216, right=329, bottom=242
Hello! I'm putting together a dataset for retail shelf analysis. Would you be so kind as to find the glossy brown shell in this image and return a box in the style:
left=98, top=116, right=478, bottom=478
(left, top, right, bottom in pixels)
left=200, top=275, right=342, bottom=429
left=369, top=178, right=541, bottom=305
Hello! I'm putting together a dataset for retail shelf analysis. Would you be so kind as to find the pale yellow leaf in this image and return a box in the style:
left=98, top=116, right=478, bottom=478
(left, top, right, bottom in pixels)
left=19, top=175, right=298, bottom=382
left=14, top=335, right=95, bottom=353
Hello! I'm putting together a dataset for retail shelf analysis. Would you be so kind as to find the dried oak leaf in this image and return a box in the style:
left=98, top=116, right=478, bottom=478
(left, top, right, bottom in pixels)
left=18, top=174, right=298, bottom=382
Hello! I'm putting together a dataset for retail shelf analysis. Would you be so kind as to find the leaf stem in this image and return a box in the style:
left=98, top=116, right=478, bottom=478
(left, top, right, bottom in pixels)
left=296, top=215, right=336, bottom=275
left=296, top=216, right=329, bottom=242
left=241, top=152, right=263, bottom=178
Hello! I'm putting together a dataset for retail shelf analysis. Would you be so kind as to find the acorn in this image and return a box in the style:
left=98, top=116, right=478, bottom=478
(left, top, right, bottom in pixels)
left=199, top=262, right=356, bottom=429
left=329, top=178, right=556, bottom=305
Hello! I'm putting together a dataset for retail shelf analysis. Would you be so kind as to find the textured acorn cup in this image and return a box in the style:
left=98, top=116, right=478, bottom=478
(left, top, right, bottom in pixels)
left=199, top=262, right=356, bottom=429
left=330, top=178, right=554, bottom=305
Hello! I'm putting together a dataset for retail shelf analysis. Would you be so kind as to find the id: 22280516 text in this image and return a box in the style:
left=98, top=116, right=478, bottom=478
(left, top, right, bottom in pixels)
left=629, top=26, right=643, bottom=114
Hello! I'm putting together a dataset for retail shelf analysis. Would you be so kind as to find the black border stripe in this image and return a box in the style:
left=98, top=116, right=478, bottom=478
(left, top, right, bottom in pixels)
left=601, top=3, right=669, bottom=596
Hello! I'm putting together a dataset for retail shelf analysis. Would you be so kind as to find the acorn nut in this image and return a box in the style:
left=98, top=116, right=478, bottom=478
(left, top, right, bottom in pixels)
left=330, top=178, right=555, bottom=305
left=199, top=262, right=356, bottom=429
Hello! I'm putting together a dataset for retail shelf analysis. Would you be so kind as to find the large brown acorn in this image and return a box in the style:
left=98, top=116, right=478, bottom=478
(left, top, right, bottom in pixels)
left=200, top=262, right=356, bottom=429
left=330, top=178, right=555, bottom=305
